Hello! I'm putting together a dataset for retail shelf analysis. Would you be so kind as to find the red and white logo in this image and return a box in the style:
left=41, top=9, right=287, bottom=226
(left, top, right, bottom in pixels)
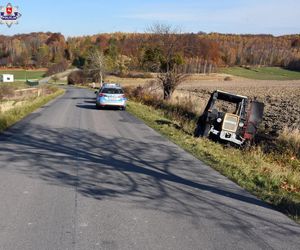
left=0, top=3, right=22, bottom=27
left=6, top=3, right=12, bottom=15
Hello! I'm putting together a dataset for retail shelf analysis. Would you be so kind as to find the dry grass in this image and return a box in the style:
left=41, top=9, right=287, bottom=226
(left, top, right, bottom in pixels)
left=0, top=100, right=26, bottom=113
left=278, top=128, right=300, bottom=159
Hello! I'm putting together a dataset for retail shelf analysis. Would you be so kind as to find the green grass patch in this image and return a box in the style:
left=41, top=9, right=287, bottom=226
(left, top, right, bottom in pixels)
left=0, top=69, right=46, bottom=80
left=220, top=67, right=300, bottom=80
left=127, top=100, right=300, bottom=222
left=0, top=87, right=65, bottom=132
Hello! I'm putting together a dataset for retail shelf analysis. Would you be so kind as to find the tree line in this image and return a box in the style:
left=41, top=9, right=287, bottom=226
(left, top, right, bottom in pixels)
left=0, top=31, right=300, bottom=72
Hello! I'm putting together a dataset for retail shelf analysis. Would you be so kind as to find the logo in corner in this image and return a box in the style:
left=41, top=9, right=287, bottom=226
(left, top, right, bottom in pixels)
left=0, top=3, right=22, bottom=27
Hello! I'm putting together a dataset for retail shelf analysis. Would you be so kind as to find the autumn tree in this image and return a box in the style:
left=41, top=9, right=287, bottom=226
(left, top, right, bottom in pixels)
left=84, top=48, right=106, bottom=83
left=145, top=23, right=186, bottom=100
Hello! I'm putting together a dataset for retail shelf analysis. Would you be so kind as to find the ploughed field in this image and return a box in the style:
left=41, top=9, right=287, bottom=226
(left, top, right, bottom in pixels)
left=175, top=77, right=300, bottom=137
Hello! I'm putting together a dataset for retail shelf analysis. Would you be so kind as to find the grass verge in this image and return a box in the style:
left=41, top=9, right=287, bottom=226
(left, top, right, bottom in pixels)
left=0, top=88, right=65, bottom=132
left=220, top=67, right=300, bottom=80
left=126, top=100, right=300, bottom=222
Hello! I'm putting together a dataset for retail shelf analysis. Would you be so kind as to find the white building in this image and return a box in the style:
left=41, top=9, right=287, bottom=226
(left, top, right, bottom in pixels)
left=0, top=74, right=14, bottom=83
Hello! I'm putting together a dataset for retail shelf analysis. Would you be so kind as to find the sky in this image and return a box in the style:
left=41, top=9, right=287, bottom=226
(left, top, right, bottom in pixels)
left=0, top=0, right=299, bottom=37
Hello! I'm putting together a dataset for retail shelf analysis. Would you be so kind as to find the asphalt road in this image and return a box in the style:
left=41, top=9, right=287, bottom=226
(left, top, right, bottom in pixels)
left=0, top=87, right=299, bottom=250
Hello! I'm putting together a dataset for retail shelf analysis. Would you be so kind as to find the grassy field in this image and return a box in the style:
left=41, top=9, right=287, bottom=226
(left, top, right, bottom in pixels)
left=220, top=67, right=300, bottom=80
left=0, top=69, right=46, bottom=80
left=126, top=100, right=300, bottom=222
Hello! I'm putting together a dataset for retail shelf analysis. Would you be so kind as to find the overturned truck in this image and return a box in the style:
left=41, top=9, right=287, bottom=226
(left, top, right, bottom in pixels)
left=194, top=90, right=264, bottom=146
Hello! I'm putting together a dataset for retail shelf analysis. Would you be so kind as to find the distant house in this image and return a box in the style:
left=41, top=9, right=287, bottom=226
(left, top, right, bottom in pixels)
left=0, top=74, right=14, bottom=83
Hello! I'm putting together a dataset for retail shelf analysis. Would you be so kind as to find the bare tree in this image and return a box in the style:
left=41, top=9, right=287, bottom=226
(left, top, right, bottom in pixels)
left=158, top=68, right=188, bottom=100
left=146, top=23, right=187, bottom=100
left=85, top=49, right=106, bottom=83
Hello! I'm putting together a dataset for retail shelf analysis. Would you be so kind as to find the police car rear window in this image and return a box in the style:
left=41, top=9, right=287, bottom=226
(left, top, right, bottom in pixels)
left=101, top=88, right=123, bottom=94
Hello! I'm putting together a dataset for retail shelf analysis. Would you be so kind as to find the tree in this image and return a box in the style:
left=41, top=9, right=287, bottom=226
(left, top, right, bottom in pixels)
left=146, top=23, right=186, bottom=100
left=142, top=47, right=163, bottom=71
left=67, top=70, right=86, bottom=85
left=158, top=68, right=188, bottom=100
left=105, top=37, right=119, bottom=61
left=84, top=48, right=106, bottom=83
left=35, top=45, right=50, bottom=67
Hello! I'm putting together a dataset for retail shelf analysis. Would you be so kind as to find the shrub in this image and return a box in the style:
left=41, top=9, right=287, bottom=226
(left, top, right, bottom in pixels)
left=286, top=59, right=300, bottom=71
left=45, top=60, right=68, bottom=76
left=67, top=70, right=87, bottom=85
left=224, top=76, right=233, bottom=81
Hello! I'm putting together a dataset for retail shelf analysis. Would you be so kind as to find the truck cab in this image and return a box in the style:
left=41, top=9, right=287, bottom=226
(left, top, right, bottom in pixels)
left=194, top=90, right=264, bottom=146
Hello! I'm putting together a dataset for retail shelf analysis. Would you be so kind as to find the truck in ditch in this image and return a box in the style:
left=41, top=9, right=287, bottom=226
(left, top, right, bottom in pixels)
left=194, top=90, right=264, bottom=146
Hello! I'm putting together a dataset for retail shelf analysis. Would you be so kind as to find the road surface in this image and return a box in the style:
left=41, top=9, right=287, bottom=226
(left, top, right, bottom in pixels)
left=0, top=87, right=299, bottom=250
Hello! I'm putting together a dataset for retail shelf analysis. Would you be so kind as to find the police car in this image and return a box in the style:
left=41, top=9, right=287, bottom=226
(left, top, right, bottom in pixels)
left=95, top=83, right=127, bottom=110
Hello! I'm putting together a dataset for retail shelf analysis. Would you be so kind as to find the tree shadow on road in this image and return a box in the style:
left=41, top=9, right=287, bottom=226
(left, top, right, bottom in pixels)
left=0, top=124, right=299, bottom=245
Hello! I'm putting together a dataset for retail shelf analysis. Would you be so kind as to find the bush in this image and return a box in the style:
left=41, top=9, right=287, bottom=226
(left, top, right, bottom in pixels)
left=224, top=76, right=233, bottom=81
left=286, top=59, right=300, bottom=71
left=67, top=70, right=87, bottom=85
left=45, top=60, right=68, bottom=76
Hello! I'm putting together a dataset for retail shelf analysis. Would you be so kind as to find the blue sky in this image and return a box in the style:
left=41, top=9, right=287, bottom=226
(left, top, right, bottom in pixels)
left=0, top=0, right=299, bottom=37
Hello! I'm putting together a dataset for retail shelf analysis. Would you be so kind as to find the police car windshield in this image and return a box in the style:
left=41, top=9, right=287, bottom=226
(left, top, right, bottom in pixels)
left=101, top=88, right=123, bottom=94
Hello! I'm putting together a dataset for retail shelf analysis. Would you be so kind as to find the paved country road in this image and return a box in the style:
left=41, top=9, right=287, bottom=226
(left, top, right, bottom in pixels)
left=0, top=87, right=299, bottom=250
